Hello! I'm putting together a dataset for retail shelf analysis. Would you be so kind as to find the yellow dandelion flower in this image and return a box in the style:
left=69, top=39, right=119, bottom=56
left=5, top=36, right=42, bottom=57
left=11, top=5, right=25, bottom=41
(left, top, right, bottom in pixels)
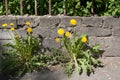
left=2, top=23, right=8, bottom=27
left=57, top=28, right=64, bottom=35
left=10, top=23, right=14, bottom=27
left=55, top=38, right=60, bottom=43
left=81, top=37, right=87, bottom=43
left=10, top=27, right=15, bottom=31
left=25, top=21, right=31, bottom=26
left=26, top=27, right=32, bottom=33
left=70, top=19, right=77, bottom=26
left=65, top=32, right=70, bottom=37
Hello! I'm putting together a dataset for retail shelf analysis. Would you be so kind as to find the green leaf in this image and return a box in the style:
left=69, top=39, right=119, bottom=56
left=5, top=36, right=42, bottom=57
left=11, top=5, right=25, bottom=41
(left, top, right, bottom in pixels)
left=65, top=62, right=73, bottom=77
left=80, top=34, right=87, bottom=38
left=58, top=8, right=64, bottom=14
left=91, top=44, right=100, bottom=53
left=75, top=3, right=80, bottom=9
left=86, top=2, right=92, bottom=8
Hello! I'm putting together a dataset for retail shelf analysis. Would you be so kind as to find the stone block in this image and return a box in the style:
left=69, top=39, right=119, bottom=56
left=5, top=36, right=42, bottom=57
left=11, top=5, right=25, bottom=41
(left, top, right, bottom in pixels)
left=50, top=27, right=68, bottom=38
left=77, top=35, right=120, bottom=57
left=77, top=27, right=112, bottom=37
left=15, top=29, right=27, bottom=38
left=104, top=36, right=120, bottom=49
left=31, top=16, right=40, bottom=28
left=112, top=28, right=120, bottom=37
left=39, top=16, right=61, bottom=28
left=16, top=16, right=33, bottom=27
left=82, top=17, right=103, bottom=28
left=103, top=17, right=120, bottom=28
left=0, top=40, right=13, bottom=52
left=60, top=16, right=82, bottom=27
left=79, top=36, right=120, bottom=56
left=103, top=48, right=120, bottom=57
left=0, top=30, right=14, bottom=40
left=88, top=36, right=120, bottom=56
left=50, top=28, right=58, bottom=38
left=43, top=38, right=60, bottom=49
left=0, top=16, right=17, bottom=28
left=16, top=16, right=40, bottom=29
left=33, top=27, right=51, bottom=38
left=89, top=37, right=106, bottom=50
left=103, top=36, right=120, bottom=56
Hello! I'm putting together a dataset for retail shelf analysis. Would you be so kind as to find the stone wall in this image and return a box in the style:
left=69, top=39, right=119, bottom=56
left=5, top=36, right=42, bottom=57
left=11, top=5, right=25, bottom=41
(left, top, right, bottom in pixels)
left=0, top=16, right=120, bottom=57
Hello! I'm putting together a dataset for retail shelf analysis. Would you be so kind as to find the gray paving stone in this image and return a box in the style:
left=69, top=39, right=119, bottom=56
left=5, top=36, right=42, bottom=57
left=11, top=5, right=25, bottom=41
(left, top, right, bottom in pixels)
left=20, top=57, right=120, bottom=80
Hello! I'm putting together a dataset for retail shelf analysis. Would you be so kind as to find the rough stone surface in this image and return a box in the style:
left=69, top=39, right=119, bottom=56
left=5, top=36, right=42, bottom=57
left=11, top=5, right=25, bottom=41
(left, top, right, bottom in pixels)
left=59, top=16, right=82, bottom=27
left=0, top=16, right=120, bottom=56
left=78, top=27, right=112, bottom=37
left=0, top=40, right=13, bottom=53
left=17, top=16, right=33, bottom=26
left=104, top=49, right=120, bottom=57
left=0, top=16, right=17, bottom=28
left=103, top=17, right=120, bottom=28
left=103, top=36, right=120, bottom=56
left=89, top=37, right=106, bottom=49
left=20, top=57, right=120, bottom=80
left=42, top=38, right=60, bottom=49
left=39, top=16, right=61, bottom=28
left=0, top=16, right=120, bottom=80
left=89, top=36, right=120, bottom=56
left=82, top=17, right=103, bottom=28
left=33, top=27, right=51, bottom=38
left=112, top=28, right=120, bottom=37
left=0, top=30, right=14, bottom=39
left=15, top=29, right=27, bottom=38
